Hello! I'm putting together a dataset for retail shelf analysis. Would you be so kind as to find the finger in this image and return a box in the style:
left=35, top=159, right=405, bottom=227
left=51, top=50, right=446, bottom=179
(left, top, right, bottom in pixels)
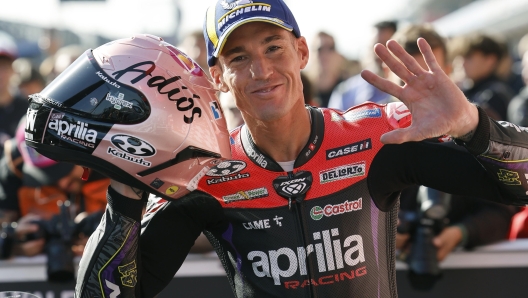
left=360, top=70, right=402, bottom=98
left=386, top=40, right=427, bottom=75
left=373, top=43, right=414, bottom=83
left=380, top=127, right=421, bottom=144
left=417, top=38, right=442, bottom=73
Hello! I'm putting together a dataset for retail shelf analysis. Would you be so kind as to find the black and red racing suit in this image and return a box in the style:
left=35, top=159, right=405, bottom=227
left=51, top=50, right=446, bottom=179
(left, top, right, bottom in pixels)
left=75, top=102, right=528, bottom=298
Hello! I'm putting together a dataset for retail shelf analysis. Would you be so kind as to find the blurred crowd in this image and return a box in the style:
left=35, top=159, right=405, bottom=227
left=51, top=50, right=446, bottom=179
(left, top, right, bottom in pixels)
left=2, top=17, right=528, bottom=277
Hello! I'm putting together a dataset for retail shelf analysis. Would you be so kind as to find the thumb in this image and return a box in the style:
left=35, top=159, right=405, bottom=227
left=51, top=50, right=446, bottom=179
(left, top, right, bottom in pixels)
left=380, top=128, right=414, bottom=144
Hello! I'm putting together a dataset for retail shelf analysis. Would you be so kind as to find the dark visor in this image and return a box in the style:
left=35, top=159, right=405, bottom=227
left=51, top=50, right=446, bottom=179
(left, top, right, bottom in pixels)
left=30, top=49, right=150, bottom=124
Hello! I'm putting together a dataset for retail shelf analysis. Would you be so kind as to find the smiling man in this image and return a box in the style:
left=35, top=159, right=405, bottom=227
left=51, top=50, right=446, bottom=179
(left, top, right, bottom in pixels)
left=68, top=1, right=528, bottom=297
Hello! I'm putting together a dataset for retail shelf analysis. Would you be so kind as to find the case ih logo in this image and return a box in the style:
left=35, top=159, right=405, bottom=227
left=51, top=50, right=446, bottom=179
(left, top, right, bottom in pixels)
left=111, top=135, right=156, bottom=156
left=326, top=139, right=371, bottom=160
left=207, top=160, right=246, bottom=176
left=310, top=198, right=363, bottom=220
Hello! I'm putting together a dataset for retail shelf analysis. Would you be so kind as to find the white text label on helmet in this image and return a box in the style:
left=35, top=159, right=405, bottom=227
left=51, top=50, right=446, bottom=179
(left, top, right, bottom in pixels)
left=48, top=118, right=97, bottom=148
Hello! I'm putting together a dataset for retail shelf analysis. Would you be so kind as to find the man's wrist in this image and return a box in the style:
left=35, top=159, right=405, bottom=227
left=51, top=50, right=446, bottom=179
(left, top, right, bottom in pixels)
left=454, top=105, right=491, bottom=155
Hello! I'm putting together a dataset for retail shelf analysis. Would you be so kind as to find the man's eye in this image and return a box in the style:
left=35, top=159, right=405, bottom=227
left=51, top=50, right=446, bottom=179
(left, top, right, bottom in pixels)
left=230, top=56, right=245, bottom=63
left=267, top=46, right=280, bottom=52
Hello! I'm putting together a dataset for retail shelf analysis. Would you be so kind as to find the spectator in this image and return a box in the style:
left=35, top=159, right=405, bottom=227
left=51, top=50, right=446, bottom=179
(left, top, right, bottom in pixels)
left=39, top=44, right=83, bottom=85
left=305, top=31, right=348, bottom=107
left=450, top=33, right=514, bottom=121
left=12, top=58, right=46, bottom=98
left=0, top=31, right=27, bottom=157
left=507, top=33, right=528, bottom=126
left=0, top=117, right=109, bottom=257
left=386, top=23, right=451, bottom=86
left=389, top=25, right=517, bottom=263
left=328, top=21, right=397, bottom=110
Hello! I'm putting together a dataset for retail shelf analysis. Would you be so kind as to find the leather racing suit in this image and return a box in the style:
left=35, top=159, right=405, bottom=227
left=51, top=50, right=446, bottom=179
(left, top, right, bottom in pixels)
left=75, top=102, right=528, bottom=298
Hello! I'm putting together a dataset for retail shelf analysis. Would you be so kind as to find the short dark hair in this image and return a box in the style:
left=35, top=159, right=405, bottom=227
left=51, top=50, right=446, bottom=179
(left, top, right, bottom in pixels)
left=374, top=21, right=398, bottom=33
left=391, top=24, right=447, bottom=59
left=460, top=33, right=505, bottom=60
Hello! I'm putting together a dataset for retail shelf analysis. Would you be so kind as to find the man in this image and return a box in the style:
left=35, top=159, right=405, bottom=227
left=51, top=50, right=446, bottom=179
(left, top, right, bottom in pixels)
left=328, top=21, right=397, bottom=110
left=0, top=31, right=27, bottom=157
left=304, top=31, right=348, bottom=107
left=67, top=1, right=528, bottom=297
left=455, top=33, right=514, bottom=121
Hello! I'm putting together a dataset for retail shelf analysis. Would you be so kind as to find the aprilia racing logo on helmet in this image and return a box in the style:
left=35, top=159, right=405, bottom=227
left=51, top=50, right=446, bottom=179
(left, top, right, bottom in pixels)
left=48, top=113, right=98, bottom=148
left=310, top=198, right=362, bottom=221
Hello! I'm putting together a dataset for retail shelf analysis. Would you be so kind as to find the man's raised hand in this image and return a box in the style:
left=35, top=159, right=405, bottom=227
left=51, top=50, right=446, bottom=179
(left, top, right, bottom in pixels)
left=361, top=38, right=478, bottom=144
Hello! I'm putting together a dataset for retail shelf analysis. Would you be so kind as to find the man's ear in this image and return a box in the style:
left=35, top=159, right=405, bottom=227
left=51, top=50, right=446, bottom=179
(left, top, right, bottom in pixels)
left=296, top=36, right=310, bottom=70
left=209, top=65, right=229, bottom=92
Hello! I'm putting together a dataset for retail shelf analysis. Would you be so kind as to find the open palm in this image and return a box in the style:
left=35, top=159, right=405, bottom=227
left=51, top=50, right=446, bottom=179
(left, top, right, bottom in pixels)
left=361, top=38, right=478, bottom=144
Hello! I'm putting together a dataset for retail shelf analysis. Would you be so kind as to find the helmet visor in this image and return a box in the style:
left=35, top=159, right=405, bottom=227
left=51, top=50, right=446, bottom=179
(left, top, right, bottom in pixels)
left=31, top=49, right=150, bottom=124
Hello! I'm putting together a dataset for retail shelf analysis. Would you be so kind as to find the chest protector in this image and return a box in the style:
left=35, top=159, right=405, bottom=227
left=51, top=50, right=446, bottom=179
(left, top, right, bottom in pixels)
left=197, top=102, right=411, bottom=298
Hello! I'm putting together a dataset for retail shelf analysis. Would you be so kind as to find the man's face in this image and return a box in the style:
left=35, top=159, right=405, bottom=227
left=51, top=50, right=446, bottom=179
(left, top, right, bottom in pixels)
left=210, top=22, right=309, bottom=122
left=463, top=51, right=497, bottom=81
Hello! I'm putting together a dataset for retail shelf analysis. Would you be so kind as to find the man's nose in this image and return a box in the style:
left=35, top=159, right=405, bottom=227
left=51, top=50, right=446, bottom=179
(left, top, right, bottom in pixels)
left=250, top=56, right=273, bottom=80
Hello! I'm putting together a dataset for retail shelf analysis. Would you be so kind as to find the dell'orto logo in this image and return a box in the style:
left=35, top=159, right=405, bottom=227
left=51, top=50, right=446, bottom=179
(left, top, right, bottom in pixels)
left=273, top=171, right=313, bottom=199
left=207, top=160, right=246, bottom=176
left=111, top=135, right=156, bottom=157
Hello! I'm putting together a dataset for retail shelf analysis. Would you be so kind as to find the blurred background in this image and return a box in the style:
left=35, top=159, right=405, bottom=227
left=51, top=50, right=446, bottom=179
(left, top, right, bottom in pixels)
left=2, top=0, right=528, bottom=64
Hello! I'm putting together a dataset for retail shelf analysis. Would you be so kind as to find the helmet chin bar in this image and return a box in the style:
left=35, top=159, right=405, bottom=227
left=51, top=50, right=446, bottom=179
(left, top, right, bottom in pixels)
left=137, top=146, right=221, bottom=177
left=27, top=141, right=168, bottom=200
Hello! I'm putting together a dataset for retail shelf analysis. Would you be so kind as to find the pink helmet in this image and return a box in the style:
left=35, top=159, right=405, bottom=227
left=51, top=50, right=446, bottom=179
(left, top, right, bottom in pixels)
left=25, top=34, right=231, bottom=200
